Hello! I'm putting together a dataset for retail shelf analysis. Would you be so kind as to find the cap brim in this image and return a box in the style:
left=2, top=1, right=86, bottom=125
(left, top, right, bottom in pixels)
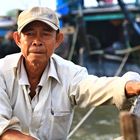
left=18, top=18, right=59, bottom=33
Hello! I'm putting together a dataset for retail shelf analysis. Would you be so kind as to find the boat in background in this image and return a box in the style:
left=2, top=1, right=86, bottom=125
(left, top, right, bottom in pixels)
left=0, top=16, right=16, bottom=37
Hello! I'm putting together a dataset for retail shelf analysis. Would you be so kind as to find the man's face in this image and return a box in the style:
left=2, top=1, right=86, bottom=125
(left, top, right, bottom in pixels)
left=17, top=21, right=61, bottom=67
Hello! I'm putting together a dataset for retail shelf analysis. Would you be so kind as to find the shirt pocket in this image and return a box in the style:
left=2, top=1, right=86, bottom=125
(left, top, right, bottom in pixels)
left=52, top=111, right=71, bottom=121
left=49, top=110, right=72, bottom=140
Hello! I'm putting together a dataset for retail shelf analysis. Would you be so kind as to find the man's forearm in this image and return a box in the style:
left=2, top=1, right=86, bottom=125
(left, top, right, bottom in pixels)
left=125, top=81, right=140, bottom=97
left=0, top=129, right=37, bottom=140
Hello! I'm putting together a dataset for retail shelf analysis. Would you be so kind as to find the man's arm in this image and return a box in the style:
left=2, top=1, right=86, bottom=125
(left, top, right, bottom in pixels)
left=0, top=129, right=37, bottom=140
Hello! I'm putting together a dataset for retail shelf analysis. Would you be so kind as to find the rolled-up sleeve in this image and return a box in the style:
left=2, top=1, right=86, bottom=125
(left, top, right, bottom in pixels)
left=122, top=71, right=140, bottom=81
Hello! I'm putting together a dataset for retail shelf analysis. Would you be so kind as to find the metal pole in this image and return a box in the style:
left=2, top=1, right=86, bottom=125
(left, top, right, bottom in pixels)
left=67, top=107, right=95, bottom=139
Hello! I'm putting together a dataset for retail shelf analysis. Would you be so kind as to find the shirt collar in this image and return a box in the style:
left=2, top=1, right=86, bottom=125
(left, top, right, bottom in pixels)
left=48, top=56, right=61, bottom=84
left=18, top=58, right=29, bottom=85
left=39, top=57, right=61, bottom=85
left=18, top=56, right=61, bottom=86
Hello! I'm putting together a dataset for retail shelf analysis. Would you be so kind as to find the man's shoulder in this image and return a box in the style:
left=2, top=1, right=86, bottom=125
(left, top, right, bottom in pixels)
left=51, top=54, right=88, bottom=77
left=51, top=54, right=88, bottom=83
left=51, top=54, right=86, bottom=72
left=0, top=53, right=21, bottom=70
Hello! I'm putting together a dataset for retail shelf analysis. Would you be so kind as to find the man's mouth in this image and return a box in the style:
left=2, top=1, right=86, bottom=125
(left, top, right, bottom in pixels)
left=29, top=47, right=45, bottom=54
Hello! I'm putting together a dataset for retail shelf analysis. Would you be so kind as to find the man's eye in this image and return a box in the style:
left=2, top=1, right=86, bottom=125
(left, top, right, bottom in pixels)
left=43, top=32, right=52, bottom=36
left=25, top=31, right=34, bottom=36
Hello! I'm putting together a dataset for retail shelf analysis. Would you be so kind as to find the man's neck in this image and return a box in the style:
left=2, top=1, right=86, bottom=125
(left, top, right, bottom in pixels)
left=24, top=60, right=48, bottom=90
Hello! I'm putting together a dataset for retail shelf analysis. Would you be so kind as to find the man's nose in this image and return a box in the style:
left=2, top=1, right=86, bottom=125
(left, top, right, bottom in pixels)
left=32, top=36, right=43, bottom=46
left=32, top=40, right=43, bottom=46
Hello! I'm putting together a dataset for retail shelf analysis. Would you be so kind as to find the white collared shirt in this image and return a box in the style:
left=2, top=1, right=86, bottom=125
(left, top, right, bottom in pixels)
left=0, top=53, right=137, bottom=140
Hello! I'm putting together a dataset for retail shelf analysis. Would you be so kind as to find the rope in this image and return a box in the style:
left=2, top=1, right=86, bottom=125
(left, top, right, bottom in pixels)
left=68, top=23, right=79, bottom=61
left=89, top=45, right=140, bottom=55
left=115, top=53, right=130, bottom=76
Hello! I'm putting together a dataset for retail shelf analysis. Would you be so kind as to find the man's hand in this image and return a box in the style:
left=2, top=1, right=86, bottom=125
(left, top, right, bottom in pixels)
left=125, top=81, right=140, bottom=97
left=0, top=129, right=37, bottom=140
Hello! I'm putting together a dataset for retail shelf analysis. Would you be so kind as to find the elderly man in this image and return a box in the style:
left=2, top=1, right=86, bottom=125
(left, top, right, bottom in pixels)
left=0, top=6, right=140, bottom=140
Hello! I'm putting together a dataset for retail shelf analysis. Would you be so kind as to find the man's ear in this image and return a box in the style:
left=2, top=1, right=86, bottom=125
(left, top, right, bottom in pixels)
left=55, top=31, right=64, bottom=49
left=13, top=31, right=21, bottom=48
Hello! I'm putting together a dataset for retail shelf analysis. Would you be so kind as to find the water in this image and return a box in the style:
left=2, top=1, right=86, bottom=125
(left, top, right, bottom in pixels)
left=69, top=106, right=121, bottom=140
